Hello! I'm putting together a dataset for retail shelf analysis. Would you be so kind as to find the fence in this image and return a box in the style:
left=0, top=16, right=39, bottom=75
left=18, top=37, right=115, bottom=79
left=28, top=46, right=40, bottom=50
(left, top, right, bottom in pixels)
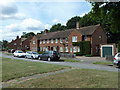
left=60, top=53, right=76, bottom=58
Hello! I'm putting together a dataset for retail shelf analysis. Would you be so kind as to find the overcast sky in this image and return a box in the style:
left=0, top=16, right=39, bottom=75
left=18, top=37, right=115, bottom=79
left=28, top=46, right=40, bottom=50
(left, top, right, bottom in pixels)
left=0, top=0, right=92, bottom=42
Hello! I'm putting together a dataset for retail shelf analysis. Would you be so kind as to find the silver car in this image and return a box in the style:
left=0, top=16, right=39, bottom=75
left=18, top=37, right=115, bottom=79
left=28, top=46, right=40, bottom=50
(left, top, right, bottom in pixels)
left=113, top=53, right=120, bottom=67
left=25, top=51, right=40, bottom=59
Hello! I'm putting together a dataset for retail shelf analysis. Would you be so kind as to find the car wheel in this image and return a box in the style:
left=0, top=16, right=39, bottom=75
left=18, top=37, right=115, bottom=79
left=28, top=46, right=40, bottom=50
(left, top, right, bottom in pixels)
left=38, top=57, right=41, bottom=60
left=118, top=62, right=120, bottom=67
left=25, top=56, right=27, bottom=58
left=48, top=57, right=51, bottom=61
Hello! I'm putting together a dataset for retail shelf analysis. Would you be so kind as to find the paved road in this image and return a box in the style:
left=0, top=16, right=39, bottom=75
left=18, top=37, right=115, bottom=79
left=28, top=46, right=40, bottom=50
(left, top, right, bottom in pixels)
left=1, top=52, right=119, bottom=72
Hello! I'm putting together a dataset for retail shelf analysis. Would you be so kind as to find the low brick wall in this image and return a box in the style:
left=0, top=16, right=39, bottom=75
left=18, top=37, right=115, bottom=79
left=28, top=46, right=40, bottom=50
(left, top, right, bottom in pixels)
left=60, top=53, right=76, bottom=58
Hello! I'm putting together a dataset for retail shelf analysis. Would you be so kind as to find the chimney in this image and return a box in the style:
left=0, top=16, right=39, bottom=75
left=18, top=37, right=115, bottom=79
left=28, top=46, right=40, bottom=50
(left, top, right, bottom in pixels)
left=44, top=29, right=48, bottom=34
left=76, top=22, right=80, bottom=29
left=16, top=36, right=19, bottom=39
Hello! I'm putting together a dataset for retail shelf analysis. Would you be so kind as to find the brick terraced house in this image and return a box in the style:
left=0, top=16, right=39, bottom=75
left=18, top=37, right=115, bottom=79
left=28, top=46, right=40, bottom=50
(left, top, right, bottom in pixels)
left=30, top=23, right=107, bottom=56
left=8, top=36, right=33, bottom=50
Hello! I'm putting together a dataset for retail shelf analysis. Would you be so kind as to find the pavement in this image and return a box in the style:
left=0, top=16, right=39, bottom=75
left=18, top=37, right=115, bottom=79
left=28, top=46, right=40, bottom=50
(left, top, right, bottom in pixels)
left=1, top=52, right=119, bottom=72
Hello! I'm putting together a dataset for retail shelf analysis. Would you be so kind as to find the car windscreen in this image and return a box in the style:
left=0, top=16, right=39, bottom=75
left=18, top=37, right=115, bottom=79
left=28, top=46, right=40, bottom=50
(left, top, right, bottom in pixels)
left=18, top=51, right=24, bottom=53
left=53, top=51, right=59, bottom=55
left=32, top=52, right=38, bottom=54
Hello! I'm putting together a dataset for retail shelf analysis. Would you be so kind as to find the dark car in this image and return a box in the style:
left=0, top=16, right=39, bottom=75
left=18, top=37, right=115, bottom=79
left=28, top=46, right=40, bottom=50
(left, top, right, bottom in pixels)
left=38, top=51, right=60, bottom=61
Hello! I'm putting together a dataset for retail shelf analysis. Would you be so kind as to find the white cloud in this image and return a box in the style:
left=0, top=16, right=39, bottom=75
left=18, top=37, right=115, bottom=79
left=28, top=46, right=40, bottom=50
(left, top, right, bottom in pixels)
left=52, top=19, right=66, bottom=25
left=1, top=18, right=52, bottom=41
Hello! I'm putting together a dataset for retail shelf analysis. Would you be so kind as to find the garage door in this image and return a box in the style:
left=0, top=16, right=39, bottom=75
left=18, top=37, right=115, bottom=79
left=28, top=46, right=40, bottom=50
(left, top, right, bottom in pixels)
left=102, top=47, right=112, bottom=57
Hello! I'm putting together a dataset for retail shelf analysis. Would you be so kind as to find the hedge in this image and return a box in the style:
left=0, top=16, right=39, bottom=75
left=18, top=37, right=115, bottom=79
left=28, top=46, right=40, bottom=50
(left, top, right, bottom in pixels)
left=118, top=41, right=120, bottom=52
left=73, top=41, right=91, bottom=56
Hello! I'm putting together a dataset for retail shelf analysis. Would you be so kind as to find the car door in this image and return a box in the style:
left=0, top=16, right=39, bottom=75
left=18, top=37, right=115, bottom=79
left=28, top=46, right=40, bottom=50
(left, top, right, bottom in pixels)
left=118, top=54, right=120, bottom=61
left=41, top=52, right=45, bottom=60
left=45, top=51, right=49, bottom=60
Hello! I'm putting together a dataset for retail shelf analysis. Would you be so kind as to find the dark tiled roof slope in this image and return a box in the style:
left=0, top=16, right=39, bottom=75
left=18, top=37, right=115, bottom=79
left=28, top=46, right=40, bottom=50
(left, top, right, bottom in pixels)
left=36, top=24, right=100, bottom=40
left=77, top=24, right=99, bottom=35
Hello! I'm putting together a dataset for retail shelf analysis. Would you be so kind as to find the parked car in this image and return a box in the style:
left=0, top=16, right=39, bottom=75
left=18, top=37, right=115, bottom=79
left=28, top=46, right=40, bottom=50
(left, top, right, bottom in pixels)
left=38, top=51, right=60, bottom=61
left=113, top=53, right=120, bottom=67
left=25, top=51, right=40, bottom=59
left=11, top=49, right=16, bottom=53
left=13, top=50, right=25, bottom=57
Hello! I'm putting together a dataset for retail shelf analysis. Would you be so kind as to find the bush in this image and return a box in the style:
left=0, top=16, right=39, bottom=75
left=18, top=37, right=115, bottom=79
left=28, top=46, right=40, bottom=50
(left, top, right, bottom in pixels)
left=73, top=41, right=91, bottom=56
left=118, top=41, right=120, bottom=52
left=37, top=51, right=44, bottom=54
left=85, top=54, right=93, bottom=57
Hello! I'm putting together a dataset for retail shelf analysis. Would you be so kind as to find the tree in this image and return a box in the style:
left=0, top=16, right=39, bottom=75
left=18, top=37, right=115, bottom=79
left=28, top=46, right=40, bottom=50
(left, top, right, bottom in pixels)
left=90, top=1, right=120, bottom=33
left=2, top=40, right=8, bottom=49
left=80, top=12, right=99, bottom=27
left=89, top=1, right=120, bottom=43
left=49, top=23, right=66, bottom=32
left=21, top=32, right=35, bottom=38
left=66, top=16, right=81, bottom=29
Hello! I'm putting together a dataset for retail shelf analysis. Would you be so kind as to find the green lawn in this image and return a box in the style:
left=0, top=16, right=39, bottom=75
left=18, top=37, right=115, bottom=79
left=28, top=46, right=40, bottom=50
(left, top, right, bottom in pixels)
left=60, top=58, right=80, bottom=62
left=93, top=61, right=113, bottom=65
left=2, top=57, right=70, bottom=82
left=8, top=69, right=118, bottom=88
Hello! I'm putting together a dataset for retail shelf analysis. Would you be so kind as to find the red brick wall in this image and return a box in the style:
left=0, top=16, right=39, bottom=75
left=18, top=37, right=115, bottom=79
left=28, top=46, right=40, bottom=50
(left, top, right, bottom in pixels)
left=30, top=36, right=38, bottom=51
left=91, top=26, right=107, bottom=56
left=8, top=38, right=21, bottom=50
left=39, top=29, right=82, bottom=53
left=22, top=36, right=33, bottom=50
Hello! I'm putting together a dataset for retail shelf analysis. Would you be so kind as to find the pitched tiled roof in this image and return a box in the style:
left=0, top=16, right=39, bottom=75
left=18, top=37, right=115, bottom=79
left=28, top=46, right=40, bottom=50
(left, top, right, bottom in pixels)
left=77, top=24, right=100, bottom=35
left=36, top=24, right=100, bottom=40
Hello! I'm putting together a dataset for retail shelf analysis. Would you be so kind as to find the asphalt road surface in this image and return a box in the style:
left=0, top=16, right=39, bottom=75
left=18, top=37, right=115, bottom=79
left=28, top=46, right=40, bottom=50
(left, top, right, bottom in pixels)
left=0, top=52, right=119, bottom=72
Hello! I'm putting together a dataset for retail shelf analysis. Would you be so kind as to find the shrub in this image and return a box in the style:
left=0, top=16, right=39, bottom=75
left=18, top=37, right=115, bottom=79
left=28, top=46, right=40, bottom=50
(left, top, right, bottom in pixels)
left=37, top=51, right=44, bottom=54
left=85, top=54, right=93, bottom=57
left=73, top=41, right=91, bottom=56
left=118, top=41, right=120, bottom=52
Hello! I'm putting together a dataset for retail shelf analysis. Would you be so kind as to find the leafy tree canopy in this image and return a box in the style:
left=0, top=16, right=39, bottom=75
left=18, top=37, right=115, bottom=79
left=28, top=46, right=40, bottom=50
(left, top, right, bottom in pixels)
left=66, top=16, right=81, bottom=29
left=49, top=23, right=66, bottom=32
left=21, top=32, right=35, bottom=38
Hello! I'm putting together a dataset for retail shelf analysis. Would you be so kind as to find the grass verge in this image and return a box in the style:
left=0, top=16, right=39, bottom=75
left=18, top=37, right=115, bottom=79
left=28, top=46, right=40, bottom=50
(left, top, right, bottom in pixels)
left=2, top=57, right=70, bottom=82
left=93, top=61, right=113, bottom=65
left=60, top=58, right=80, bottom=62
left=8, top=69, right=118, bottom=88
left=6, top=53, right=13, bottom=56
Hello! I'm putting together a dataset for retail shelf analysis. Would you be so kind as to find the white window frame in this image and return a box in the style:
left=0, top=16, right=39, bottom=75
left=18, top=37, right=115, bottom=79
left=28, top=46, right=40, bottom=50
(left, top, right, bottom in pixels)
left=40, top=40, right=42, bottom=44
left=72, top=36, right=77, bottom=42
left=70, top=47, right=72, bottom=52
left=47, top=39, right=49, bottom=44
left=65, top=38, right=68, bottom=43
left=60, top=38, right=63, bottom=43
left=65, top=47, right=68, bottom=52
left=33, top=40, right=35, bottom=44
left=84, top=36, right=87, bottom=41
left=55, top=39, right=58, bottom=43
left=51, top=39, right=53, bottom=43
left=78, top=46, right=80, bottom=52
left=43, top=40, right=45, bottom=44
left=73, top=46, right=76, bottom=52
left=43, top=47, right=45, bottom=51
left=60, top=47, right=63, bottom=52
left=14, top=43, right=16, bottom=45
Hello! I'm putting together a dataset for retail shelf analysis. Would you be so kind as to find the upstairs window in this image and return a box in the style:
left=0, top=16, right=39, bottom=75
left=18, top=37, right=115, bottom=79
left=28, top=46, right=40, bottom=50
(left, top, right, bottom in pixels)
left=33, top=40, right=35, bottom=44
left=14, top=43, right=16, bottom=45
left=60, top=38, right=63, bottom=43
left=43, top=40, right=45, bottom=44
left=72, top=36, right=77, bottom=42
left=51, top=39, right=53, bottom=43
left=47, top=40, right=49, bottom=44
left=55, top=39, right=58, bottom=43
left=65, top=38, right=68, bottom=43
